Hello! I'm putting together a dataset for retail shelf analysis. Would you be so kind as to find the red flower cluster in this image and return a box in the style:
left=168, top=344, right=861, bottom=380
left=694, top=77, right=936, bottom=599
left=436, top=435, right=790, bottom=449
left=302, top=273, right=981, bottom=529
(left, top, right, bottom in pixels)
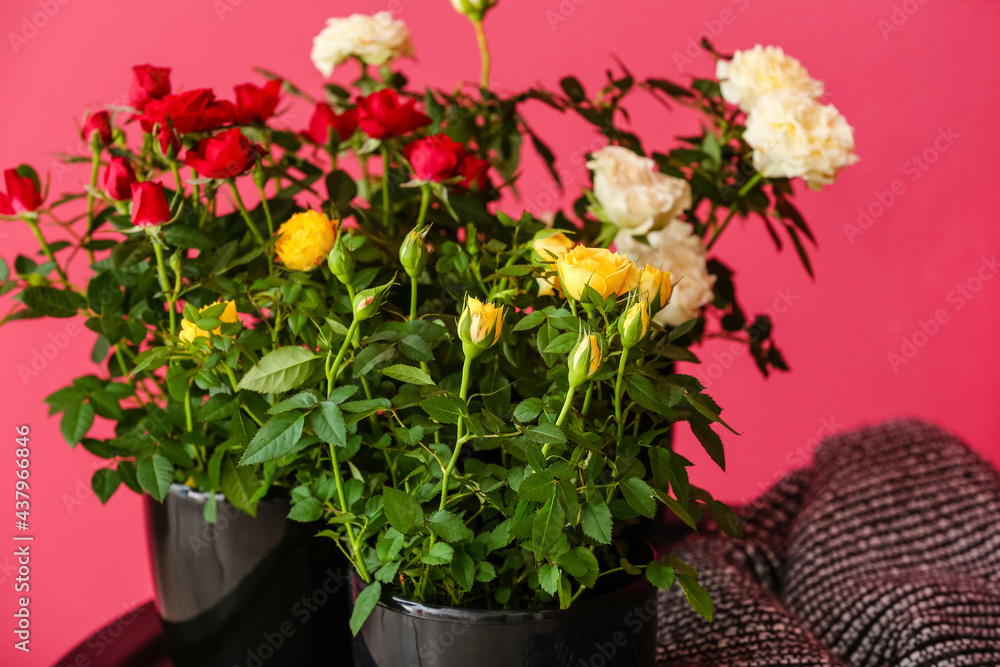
left=357, top=89, right=431, bottom=139
left=0, top=169, right=42, bottom=215
left=185, top=128, right=261, bottom=179
left=307, top=103, right=358, bottom=145
left=404, top=134, right=491, bottom=190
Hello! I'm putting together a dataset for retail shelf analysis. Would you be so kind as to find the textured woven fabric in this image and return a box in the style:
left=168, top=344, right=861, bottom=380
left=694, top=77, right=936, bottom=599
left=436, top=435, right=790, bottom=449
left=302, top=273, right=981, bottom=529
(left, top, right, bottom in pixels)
left=656, top=419, right=1000, bottom=667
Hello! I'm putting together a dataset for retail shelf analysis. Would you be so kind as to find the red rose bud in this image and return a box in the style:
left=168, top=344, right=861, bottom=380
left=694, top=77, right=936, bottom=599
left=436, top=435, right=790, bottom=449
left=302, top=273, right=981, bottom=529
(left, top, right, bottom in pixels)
left=404, top=134, right=464, bottom=182
left=103, top=157, right=137, bottom=201
left=129, top=64, right=171, bottom=111
left=356, top=89, right=431, bottom=139
left=458, top=154, right=491, bottom=190
left=81, top=110, right=113, bottom=147
left=140, top=89, right=236, bottom=134
left=234, top=79, right=282, bottom=125
left=156, top=125, right=181, bottom=159
left=3, top=169, right=42, bottom=213
left=306, top=104, right=358, bottom=145
left=184, top=128, right=259, bottom=179
left=130, top=181, right=171, bottom=226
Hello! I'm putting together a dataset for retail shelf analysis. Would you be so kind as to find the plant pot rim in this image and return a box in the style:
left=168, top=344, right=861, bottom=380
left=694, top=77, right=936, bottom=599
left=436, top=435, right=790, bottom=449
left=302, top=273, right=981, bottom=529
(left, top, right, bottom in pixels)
left=160, top=482, right=291, bottom=508
left=353, top=572, right=654, bottom=626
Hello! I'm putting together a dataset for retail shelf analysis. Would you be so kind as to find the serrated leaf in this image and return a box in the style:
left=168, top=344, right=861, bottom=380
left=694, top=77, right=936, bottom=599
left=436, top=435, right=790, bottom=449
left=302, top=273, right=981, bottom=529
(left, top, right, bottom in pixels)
left=198, top=394, right=240, bottom=421
left=526, top=422, right=566, bottom=444
left=581, top=503, right=612, bottom=544
left=621, top=477, right=657, bottom=518
left=380, top=364, right=433, bottom=386
left=310, top=401, right=347, bottom=447
left=221, top=456, right=261, bottom=516
left=513, top=397, right=543, bottom=423
left=427, top=510, right=474, bottom=543
left=137, top=453, right=173, bottom=502
left=91, top=468, right=120, bottom=504
left=420, top=395, right=467, bottom=424
left=237, top=347, right=318, bottom=394
left=517, top=472, right=556, bottom=502
left=513, top=310, right=546, bottom=332
left=268, top=391, right=319, bottom=414
left=532, top=495, right=565, bottom=560
left=382, top=487, right=424, bottom=534
left=689, top=416, right=725, bottom=470
left=421, top=541, right=454, bottom=565
left=538, top=563, right=560, bottom=595
left=289, top=497, right=323, bottom=522
left=542, top=331, right=578, bottom=354
left=239, top=411, right=306, bottom=465
left=646, top=560, right=675, bottom=590
left=452, top=551, right=475, bottom=590
left=21, top=286, right=85, bottom=318
left=624, top=374, right=668, bottom=415
left=677, top=574, right=714, bottom=621
left=349, top=582, right=382, bottom=636
left=60, top=401, right=94, bottom=446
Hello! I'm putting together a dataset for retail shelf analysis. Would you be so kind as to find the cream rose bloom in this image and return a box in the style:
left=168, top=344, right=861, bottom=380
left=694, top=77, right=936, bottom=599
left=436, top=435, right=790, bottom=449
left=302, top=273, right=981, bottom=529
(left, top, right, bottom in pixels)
left=587, top=146, right=691, bottom=237
left=743, top=89, right=859, bottom=186
left=716, top=45, right=823, bottom=112
left=311, top=12, right=413, bottom=78
left=615, top=223, right=715, bottom=327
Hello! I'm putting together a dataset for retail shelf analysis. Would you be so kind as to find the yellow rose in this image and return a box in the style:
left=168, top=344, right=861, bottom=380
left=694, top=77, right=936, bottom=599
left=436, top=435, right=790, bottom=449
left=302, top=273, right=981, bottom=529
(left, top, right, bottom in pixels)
left=275, top=210, right=338, bottom=272
left=179, top=301, right=239, bottom=344
left=458, top=296, right=503, bottom=350
left=555, top=246, right=639, bottom=301
left=533, top=231, right=576, bottom=296
left=637, top=266, right=673, bottom=310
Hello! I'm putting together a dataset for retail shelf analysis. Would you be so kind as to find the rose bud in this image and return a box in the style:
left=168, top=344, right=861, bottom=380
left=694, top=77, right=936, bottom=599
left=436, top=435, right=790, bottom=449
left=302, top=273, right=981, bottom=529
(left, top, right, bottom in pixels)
left=81, top=111, right=113, bottom=148
left=567, top=333, right=602, bottom=389
left=556, top=246, right=639, bottom=301
left=352, top=281, right=394, bottom=321
left=234, top=79, right=283, bottom=125
left=156, top=125, right=181, bottom=160
left=399, top=225, right=431, bottom=278
left=356, top=89, right=431, bottom=139
left=184, top=128, right=259, bottom=179
left=103, top=157, right=137, bottom=201
left=458, top=154, right=490, bottom=190
left=404, top=135, right=464, bottom=182
left=3, top=169, right=43, bottom=214
left=130, top=181, right=171, bottom=226
left=637, top=265, right=673, bottom=310
left=306, top=103, right=358, bottom=145
left=327, top=232, right=356, bottom=286
left=618, top=298, right=650, bottom=350
left=450, top=0, right=498, bottom=21
left=129, top=65, right=171, bottom=111
left=458, top=295, right=503, bottom=358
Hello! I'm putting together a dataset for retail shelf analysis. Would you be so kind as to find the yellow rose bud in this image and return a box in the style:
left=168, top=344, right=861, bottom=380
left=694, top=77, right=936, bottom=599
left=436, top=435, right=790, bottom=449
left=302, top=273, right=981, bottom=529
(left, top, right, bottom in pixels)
left=275, top=210, right=338, bottom=272
left=458, top=296, right=503, bottom=355
left=637, top=265, right=673, bottom=310
left=179, top=300, right=239, bottom=344
left=568, top=334, right=602, bottom=388
left=400, top=225, right=431, bottom=279
left=555, top=246, right=639, bottom=301
left=618, top=299, right=650, bottom=349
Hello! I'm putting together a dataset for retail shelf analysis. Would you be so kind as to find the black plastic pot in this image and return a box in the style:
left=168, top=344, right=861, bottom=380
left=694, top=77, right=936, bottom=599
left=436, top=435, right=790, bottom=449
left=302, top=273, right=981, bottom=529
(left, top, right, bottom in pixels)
left=350, top=575, right=658, bottom=667
left=145, top=483, right=353, bottom=666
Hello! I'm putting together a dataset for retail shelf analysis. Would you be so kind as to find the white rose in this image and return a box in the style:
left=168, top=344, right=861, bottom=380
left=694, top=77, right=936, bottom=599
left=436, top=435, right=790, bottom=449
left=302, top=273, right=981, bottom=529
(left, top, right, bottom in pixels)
left=615, top=223, right=715, bottom=327
left=716, top=45, right=823, bottom=112
left=743, top=89, right=859, bottom=186
left=587, top=146, right=692, bottom=237
left=311, top=12, right=413, bottom=78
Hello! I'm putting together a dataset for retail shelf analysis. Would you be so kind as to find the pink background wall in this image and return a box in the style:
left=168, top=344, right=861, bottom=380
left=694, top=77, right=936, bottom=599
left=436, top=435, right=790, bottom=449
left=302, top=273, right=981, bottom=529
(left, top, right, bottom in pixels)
left=1, top=0, right=998, bottom=664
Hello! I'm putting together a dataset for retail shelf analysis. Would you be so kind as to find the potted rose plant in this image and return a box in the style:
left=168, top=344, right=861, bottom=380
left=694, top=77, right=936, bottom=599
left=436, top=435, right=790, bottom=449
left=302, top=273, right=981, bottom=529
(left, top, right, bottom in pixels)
left=0, top=2, right=856, bottom=665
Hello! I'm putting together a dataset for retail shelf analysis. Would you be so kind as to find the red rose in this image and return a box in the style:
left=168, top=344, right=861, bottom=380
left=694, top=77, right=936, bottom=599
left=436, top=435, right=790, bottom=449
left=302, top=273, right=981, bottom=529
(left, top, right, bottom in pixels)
left=306, top=104, right=358, bottom=145
left=140, top=89, right=235, bottom=134
left=184, top=128, right=259, bottom=179
left=103, top=157, right=137, bottom=201
left=234, top=79, right=282, bottom=125
left=404, top=134, right=464, bottom=182
left=129, top=65, right=171, bottom=111
left=458, top=154, right=491, bottom=191
left=356, top=89, right=431, bottom=139
left=156, top=125, right=180, bottom=159
left=81, top=111, right=113, bottom=147
left=130, top=182, right=171, bottom=226
left=3, top=169, right=42, bottom=214
left=0, top=193, right=10, bottom=216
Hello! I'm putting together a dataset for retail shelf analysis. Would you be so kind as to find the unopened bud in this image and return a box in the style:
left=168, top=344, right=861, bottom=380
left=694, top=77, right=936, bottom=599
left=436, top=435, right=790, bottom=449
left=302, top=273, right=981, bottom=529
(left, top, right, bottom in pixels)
left=399, top=225, right=431, bottom=279
left=618, top=299, right=649, bottom=349
left=328, top=233, right=356, bottom=287
left=567, top=334, right=602, bottom=388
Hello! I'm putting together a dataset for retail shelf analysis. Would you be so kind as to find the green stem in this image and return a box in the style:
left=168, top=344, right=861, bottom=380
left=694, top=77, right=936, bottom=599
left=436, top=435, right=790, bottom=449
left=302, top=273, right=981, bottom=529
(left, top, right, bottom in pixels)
left=738, top=171, right=763, bottom=198
left=327, top=319, right=359, bottom=396
left=581, top=384, right=593, bottom=417
left=472, top=18, right=491, bottom=90
left=255, top=176, right=275, bottom=238
left=26, top=218, right=70, bottom=287
left=542, top=387, right=576, bottom=457
left=706, top=206, right=737, bottom=251
left=114, top=345, right=130, bottom=382
left=170, top=162, right=183, bottom=195
left=331, top=444, right=371, bottom=583
left=358, top=156, right=370, bottom=201
left=416, top=183, right=431, bottom=227
left=439, top=353, right=473, bottom=510
left=614, top=349, right=629, bottom=445
left=223, top=364, right=240, bottom=393
left=151, top=238, right=176, bottom=334
left=83, top=146, right=100, bottom=263
left=409, top=276, right=418, bottom=321
left=380, top=144, right=392, bottom=233
left=229, top=181, right=265, bottom=246
left=183, top=384, right=193, bottom=432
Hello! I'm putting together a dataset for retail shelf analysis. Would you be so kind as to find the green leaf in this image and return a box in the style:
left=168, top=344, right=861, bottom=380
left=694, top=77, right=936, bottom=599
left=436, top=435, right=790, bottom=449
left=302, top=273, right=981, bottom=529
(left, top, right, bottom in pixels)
left=221, top=456, right=261, bottom=516
left=476, top=561, right=497, bottom=583
left=542, top=331, right=578, bottom=354
left=380, top=364, right=433, bottom=386
left=289, top=497, right=323, bottom=522
left=117, top=461, right=141, bottom=494
left=229, top=411, right=257, bottom=451
left=538, top=563, right=560, bottom=595
left=689, top=416, right=725, bottom=470
left=452, top=551, right=475, bottom=590
left=376, top=529, right=404, bottom=564
left=137, top=453, right=173, bottom=502
left=268, top=391, right=320, bottom=414
left=677, top=574, right=714, bottom=622
left=526, top=423, right=566, bottom=444
left=517, top=472, right=556, bottom=502
left=685, top=393, right=738, bottom=434
left=327, top=385, right=360, bottom=404
left=310, top=401, right=347, bottom=447
left=349, top=582, right=382, bottom=636
left=91, top=468, right=120, bottom=504
left=382, top=487, right=424, bottom=534
left=532, top=495, right=565, bottom=560
left=239, top=411, right=307, bottom=465
left=21, top=286, right=85, bottom=318
left=581, top=503, right=612, bottom=544
left=624, top=374, right=668, bottom=415
left=427, top=510, right=474, bottom=543
left=421, top=541, right=454, bottom=565
left=621, top=477, right=657, bottom=518
left=513, top=310, right=546, bottom=332
left=60, top=401, right=94, bottom=446
left=513, top=398, right=543, bottom=423
left=420, top=395, right=467, bottom=424
left=198, top=394, right=240, bottom=421
left=237, top=347, right=318, bottom=394
left=646, top=560, right=675, bottom=591
left=667, top=318, right=699, bottom=342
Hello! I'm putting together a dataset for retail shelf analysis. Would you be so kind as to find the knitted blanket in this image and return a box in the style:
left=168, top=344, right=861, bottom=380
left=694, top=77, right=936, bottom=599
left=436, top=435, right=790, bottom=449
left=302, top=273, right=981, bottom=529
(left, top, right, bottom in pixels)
left=656, top=419, right=1000, bottom=667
